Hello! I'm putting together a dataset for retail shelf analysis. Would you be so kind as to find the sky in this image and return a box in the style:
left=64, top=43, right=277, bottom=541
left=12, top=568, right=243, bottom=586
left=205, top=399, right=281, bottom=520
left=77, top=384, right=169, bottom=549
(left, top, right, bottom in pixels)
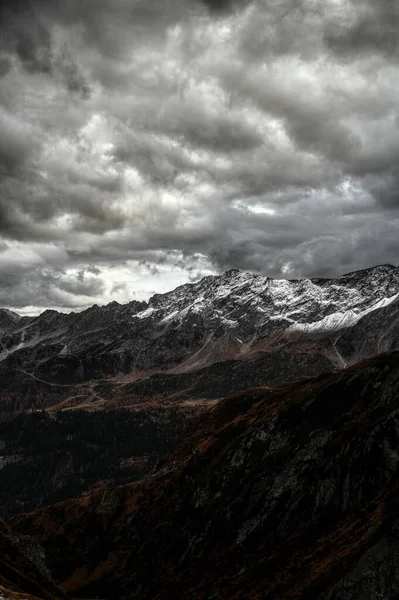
left=0, top=0, right=399, bottom=314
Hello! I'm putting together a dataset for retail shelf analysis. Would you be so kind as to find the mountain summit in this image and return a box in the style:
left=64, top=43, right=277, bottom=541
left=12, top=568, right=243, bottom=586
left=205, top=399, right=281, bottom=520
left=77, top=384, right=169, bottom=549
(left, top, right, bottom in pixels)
left=1, top=264, right=398, bottom=412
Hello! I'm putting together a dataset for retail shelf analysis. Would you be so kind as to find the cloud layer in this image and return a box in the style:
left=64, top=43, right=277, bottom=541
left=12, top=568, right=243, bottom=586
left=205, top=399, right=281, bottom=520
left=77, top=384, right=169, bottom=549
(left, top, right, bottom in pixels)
left=1, top=0, right=399, bottom=311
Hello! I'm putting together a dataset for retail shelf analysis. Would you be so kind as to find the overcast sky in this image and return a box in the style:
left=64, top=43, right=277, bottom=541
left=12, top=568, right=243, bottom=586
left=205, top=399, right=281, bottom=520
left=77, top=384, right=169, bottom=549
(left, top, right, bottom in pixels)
left=1, top=0, right=399, bottom=314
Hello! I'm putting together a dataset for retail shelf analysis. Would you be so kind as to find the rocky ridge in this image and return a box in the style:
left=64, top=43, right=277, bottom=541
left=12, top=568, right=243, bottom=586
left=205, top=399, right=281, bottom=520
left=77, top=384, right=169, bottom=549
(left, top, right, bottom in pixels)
left=1, top=264, right=399, bottom=412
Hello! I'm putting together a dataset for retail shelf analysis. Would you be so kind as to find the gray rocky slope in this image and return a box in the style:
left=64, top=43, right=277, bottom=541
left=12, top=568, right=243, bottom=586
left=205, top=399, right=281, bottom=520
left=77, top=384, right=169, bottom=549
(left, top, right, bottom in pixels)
left=1, top=263, right=398, bottom=411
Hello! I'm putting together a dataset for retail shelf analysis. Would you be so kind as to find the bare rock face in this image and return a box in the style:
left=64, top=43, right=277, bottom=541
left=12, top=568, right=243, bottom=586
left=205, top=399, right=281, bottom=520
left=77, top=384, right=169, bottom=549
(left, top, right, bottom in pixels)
left=1, top=264, right=399, bottom=411
left=10, top=351, right=399, bottom=600
left=0, top=519, right=64, bottom=599
left=325, top=534, right=399, bottom=600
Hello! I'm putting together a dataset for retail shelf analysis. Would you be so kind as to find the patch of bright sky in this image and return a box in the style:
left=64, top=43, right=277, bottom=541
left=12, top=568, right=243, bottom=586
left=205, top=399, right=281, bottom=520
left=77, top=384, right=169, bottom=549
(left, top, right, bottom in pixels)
left=232, top=199, right=277, bottom=216
left=9, top=257, right=217, bottom=315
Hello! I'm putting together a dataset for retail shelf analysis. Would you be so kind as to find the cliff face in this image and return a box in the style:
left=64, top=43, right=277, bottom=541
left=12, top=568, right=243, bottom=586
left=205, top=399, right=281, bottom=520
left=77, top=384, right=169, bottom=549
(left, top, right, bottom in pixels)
left=11, top=351, right=399, bottom=600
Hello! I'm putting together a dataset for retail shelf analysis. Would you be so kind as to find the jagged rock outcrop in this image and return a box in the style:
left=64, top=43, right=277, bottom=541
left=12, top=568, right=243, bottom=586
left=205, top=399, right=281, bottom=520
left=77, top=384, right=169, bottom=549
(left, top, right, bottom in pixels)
left=1, top=264, right=399, bottom=411
left=10, top=351, right=399, bottom=599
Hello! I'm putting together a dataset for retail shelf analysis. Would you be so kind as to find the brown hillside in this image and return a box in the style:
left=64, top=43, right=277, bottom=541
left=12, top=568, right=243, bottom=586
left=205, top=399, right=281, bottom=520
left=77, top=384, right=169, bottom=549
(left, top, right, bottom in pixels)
left=10, top=351, right=399, bottom=600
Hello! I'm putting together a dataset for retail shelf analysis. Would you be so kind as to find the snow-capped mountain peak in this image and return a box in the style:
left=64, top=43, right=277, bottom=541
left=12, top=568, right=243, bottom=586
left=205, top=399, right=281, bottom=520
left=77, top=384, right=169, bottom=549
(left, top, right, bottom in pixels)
left=0, top=264, right=398, bottom=411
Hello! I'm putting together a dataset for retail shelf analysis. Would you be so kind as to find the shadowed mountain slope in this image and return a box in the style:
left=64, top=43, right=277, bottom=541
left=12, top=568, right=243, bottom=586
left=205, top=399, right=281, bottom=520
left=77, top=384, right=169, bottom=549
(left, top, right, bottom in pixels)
left=0, top=520, right=64, bottom=600
left=0, top=403, right=203, bottom=518
left=11, top=351, right=399, bottom=600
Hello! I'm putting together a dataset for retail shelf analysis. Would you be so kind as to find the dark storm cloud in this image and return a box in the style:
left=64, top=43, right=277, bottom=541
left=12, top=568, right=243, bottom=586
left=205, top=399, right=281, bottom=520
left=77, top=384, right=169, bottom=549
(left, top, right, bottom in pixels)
left=0, top=0, right=399, bottom=311
left=0, top=251, right=107, bottom=310
left=324, top=0, right=399, bottom=58
left=200, top=0, right=252, bottom=14
left=14, top=19, right=52, bottom=74
left=0, top=116, right=35, bottom=175
left=0, top=55, right=11, bottom=78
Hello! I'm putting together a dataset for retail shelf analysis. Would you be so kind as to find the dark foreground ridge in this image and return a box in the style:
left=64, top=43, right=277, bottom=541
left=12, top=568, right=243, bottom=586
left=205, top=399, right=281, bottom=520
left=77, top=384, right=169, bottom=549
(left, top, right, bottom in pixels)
left=10, top=351, right=399, bottom=600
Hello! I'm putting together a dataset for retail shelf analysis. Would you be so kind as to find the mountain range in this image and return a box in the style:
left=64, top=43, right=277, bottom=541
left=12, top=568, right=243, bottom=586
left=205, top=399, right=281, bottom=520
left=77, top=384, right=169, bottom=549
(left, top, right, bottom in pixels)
left=1, top=264, right=398, bottom=412
left=1, top=264, right=399, bottom=600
